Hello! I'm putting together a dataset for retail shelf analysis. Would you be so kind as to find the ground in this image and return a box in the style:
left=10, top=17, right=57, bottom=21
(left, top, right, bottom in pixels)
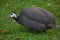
left=0, top=0, right=60, bottom=40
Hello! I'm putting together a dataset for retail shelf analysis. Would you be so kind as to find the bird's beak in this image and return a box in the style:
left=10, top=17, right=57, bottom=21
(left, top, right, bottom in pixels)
left=9, top=15, right=13, bottom=18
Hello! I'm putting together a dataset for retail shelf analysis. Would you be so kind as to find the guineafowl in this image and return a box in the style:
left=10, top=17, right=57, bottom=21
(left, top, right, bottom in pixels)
left=9, top=7, right=56, bottom=32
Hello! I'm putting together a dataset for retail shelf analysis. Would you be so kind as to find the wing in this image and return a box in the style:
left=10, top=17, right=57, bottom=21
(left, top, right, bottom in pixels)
left=19, top=14, right=46, bottom=32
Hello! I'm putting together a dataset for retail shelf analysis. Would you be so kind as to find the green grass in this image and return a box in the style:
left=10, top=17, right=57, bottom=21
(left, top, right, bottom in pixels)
left=0, top=0, right=60, bottom=40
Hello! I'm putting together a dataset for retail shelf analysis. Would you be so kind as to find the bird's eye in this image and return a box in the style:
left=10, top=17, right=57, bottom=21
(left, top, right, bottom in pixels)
left=11, top=13, right=13, bottom=15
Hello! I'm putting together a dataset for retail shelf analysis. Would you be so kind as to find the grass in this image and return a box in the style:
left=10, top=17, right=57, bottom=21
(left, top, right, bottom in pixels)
left=0, top=0, right=60, bottom=40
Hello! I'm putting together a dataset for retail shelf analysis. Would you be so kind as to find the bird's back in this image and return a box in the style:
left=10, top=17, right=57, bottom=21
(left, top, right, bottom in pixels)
left=20, top=7, right=50, bottom=24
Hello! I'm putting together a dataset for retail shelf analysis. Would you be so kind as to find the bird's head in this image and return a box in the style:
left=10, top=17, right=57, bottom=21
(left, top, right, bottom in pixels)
left=9, top=12, right=17, bottom=19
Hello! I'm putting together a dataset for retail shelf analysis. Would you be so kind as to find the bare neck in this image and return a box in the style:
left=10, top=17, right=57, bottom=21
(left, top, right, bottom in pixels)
left=13, top=16, right=21, bottom=23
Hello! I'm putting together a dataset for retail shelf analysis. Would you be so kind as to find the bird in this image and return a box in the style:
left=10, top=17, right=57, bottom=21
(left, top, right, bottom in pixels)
left=9, top=7, right=56, bottom=32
